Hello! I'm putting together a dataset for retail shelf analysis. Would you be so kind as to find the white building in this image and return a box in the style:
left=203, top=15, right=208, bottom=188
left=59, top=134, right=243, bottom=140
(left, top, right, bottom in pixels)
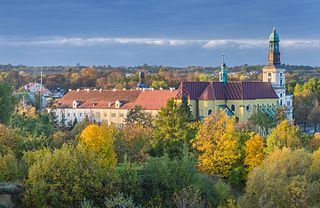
left=53, top=88, right=177, bottom=126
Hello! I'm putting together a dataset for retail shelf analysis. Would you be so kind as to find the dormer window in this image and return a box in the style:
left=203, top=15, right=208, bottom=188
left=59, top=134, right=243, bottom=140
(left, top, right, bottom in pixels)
left=73, top=100, right=79, bottom=108
left=115, top=100, right=122, bottom=109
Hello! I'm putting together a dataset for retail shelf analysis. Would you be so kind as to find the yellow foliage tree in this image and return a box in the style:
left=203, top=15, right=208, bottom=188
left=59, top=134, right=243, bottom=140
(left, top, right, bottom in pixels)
left=192, top=111, right=240, bottom=177
left=266, top=119, right=301, bottom=153
left=244, top=134, right=265, bottom=172
left=80, top=124, right=117, bottom=167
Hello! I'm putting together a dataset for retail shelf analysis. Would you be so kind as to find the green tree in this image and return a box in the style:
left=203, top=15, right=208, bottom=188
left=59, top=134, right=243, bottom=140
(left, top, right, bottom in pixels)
left=152, top=98, right=196, bottom=158
left=249, top=111, right=277, bottom=135
left=0, top=81, right=15, bottom=124
left=141, top=148, right=198, bottom=206
left=125, top=105, right=153, bottom=127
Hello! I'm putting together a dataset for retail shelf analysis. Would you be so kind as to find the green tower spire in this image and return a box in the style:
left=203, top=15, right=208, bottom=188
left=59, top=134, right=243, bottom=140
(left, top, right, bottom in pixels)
left=219, top=54, right=228, bottom=84
left=268, top=27, right=281, bottom=65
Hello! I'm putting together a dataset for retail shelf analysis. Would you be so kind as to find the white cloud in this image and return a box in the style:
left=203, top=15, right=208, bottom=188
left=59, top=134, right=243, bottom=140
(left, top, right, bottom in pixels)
left=0, top=36, right=320, bottom=49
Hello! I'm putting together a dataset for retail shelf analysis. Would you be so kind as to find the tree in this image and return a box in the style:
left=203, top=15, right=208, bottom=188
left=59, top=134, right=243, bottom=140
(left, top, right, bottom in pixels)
left=308, top=98, right=320, bottom=133
left=0, top=124, right=19, bottom=156
left=79, top=124, right=117, bottom=168
left=152, top=98, right=196, bottom=158
left=249, top=111, right=277, bottom=136
left=0, top=81, right=15, bottom=124
left=23, top=145, right=117, bottom=207
left=125, top=105, right=153, bottom=127
left=192, top=111, right=240, bottom=177
left=0, top=152, right=23, bottom=182
left=241, top=148, right=320, bottom=208
left=266, top=120, right=302, bottom=152
left=115, top=124, right=153, bottom=163
left=9, top=113, right=55, bottom=137
left=141, top=148, right=199, bottom=206
left=244, top=134, right=265, bottom=173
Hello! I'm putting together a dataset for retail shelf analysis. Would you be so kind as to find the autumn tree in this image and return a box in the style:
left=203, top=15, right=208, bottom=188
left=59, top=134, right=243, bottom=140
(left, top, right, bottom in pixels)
left=192, top=111, right=240, bottom=177
left=266, top=120, right=301, bottom=152
left=244, top=134, right=265, bottom=173
left=240, top=148, right=320, bottom=208
left=79, top=124, right=117, bottom=167
left=23, top=145, right=117, bottom=207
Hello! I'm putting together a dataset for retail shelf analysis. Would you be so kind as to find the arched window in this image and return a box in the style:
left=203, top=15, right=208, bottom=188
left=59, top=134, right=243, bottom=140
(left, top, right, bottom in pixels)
left=231, top=104, right=235, bottom=111
left=246, top=105, right=251, bottom=112
left=208, top=109, right=213, bottom=116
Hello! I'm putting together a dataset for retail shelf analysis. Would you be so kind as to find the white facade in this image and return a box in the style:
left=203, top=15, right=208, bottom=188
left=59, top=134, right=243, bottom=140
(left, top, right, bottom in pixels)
left=262, top=65, right=293, bottom=121
left=54, top=107, right=159, bottom=127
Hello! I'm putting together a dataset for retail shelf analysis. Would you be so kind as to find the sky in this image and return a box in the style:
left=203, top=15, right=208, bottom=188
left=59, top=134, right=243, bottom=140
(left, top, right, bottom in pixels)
left=0, top=0, right=320, bottom=67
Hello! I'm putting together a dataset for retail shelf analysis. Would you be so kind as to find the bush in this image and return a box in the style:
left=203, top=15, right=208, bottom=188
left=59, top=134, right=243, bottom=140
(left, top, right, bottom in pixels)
left=141, top=148, right=198, bottom=206
left=23, top=145, right=117, bottom=207
left=0, top=153, right=23, bottom=182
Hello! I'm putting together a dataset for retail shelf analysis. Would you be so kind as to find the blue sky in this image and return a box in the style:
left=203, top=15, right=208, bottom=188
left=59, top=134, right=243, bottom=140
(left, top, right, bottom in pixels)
left=0, top=0, right=320, bottom=66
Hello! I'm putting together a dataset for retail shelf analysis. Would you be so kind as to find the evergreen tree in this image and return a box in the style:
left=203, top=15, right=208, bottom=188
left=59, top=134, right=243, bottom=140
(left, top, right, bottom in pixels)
left=151, top=98, right=196, bottom=158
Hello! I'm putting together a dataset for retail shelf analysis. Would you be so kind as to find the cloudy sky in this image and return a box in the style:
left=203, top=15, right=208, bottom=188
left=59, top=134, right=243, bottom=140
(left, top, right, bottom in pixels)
left=0, top=0, right=319, bottom=66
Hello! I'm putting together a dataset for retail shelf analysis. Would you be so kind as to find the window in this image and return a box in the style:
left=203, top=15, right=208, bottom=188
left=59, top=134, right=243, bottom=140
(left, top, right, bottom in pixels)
left=268, top=72, right=272, bottom=77
left=231, top=104, right=235, bottom=111
left=208, top=109, right=213, bottom=116
left=67, top=113, right=70, bottom=117
left=79, top=113, right=82, bottom=117
left=287, top=101, right=290, bottom=106
left=246, top=105, right=251, bottom=112
left=280, top=79, right=283, bottom=86
left=73, top=113, right=76, bottom=117
left=280, top=100, right=283, bottom=106
left=111, top=113, right=116, bottom=117
left=119, top=113, right=124, bottom=118
left=268, top=78, right=272, bottom=82
left=280, top=73, right=283, bottom=77
left=280, top=93, right=283, bottom=98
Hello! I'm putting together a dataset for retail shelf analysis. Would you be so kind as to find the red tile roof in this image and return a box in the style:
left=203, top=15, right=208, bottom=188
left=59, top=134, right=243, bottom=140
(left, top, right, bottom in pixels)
left=178, top=81, right=278, bottom=100
left=129, top=90, right=178, bottom=110
left=56, top=89, right=177, bottom=110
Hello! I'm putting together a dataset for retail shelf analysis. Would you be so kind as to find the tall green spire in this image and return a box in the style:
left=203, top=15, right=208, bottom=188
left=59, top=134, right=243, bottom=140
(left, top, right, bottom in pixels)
left=268, top=27, right=281, bottom=65
left=219, top=54, right=228, bottom=84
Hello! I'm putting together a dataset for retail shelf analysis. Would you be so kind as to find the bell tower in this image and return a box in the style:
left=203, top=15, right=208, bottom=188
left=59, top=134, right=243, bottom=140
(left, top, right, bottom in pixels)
left=268, top=27, right=281, bottom=65
left=262, top=27, right=293, bottom=121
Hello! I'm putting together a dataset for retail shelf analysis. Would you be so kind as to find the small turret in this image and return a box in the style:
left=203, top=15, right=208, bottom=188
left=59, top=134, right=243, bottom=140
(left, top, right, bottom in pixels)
left=219, top=54, right=228, bottom=85
left=137, top=70, right=149, bottom=88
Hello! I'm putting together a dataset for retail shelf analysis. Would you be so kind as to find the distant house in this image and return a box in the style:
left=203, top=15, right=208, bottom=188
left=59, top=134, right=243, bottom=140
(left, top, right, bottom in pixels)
left=53, top=88, right=177, bottom=126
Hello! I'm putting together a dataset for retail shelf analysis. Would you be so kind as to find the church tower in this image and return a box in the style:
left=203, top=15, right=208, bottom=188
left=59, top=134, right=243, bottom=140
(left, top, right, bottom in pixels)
left=219, top=55, right=228, bottom=84
left=262, top=27, right=293, bottom=121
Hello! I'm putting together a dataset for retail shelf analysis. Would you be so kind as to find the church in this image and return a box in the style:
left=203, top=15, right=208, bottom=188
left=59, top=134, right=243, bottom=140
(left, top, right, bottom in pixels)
left=176, top=28, right=293, bottom=123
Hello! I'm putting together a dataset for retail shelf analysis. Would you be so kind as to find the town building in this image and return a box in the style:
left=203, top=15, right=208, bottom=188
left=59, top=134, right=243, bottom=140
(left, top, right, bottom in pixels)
left=175, top=28, right=293, bottom=123
left=54, top=88, right=177, bottom=126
